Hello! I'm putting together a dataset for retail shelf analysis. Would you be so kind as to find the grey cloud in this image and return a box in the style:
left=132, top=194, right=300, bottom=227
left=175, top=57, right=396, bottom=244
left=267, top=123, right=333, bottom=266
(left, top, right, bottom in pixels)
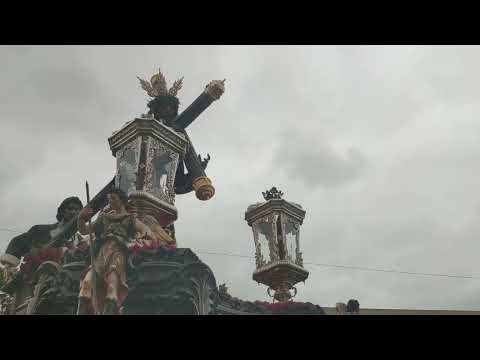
left=274, top=130, right=368, bottom=189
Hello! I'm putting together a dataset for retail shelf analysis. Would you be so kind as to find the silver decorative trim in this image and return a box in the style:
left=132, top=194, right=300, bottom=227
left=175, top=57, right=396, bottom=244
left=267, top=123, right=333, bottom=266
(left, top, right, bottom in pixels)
left=108, top=118, right=188, bottom=157
left=245, top=198, right=306, bottom=226
left=128, top=190, right=178, bottom=213
left=253, top=259, right=308, bottom=276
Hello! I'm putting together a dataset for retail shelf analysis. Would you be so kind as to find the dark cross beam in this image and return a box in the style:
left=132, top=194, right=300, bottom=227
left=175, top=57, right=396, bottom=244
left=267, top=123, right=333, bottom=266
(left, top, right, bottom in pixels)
left=172, top=80, right=225, bottom=196
left=174, top=79, right=225, bottom=130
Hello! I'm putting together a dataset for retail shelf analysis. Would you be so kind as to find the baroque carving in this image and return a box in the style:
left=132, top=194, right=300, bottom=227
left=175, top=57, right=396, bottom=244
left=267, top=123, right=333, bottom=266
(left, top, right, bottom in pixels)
left=124, top=248, right=219, bottom=315
left=25, top=260, right=83, bottom=315
left=109, top=118, right=188, bottom=156
left=217, top=283, right=269, bottom=315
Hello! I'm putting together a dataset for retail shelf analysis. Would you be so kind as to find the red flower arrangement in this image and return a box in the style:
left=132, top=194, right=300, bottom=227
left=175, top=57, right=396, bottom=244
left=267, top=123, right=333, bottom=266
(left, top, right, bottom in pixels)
left=128, top=242, right=177, bottom=258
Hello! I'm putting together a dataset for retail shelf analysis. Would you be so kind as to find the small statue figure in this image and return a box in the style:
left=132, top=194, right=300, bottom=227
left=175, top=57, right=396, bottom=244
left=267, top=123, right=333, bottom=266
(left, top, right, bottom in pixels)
left=0, top=196, right=83, bottom=283
left=76, top=188, right=172, bottom=315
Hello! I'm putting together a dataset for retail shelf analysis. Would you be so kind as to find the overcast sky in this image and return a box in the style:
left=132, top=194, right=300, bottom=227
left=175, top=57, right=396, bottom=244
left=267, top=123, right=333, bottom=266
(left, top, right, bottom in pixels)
left=2, top=45, right=480, bottom=310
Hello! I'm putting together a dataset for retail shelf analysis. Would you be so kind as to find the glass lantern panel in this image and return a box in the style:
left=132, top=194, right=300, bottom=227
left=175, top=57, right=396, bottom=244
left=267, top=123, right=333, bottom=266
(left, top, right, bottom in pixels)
left=284, top=217, right=299, bottom=263
left=255, top=217, right=276, bottom=264
left=117, top=145, right=138, bottom=195
left=152, top=149, right=175, bottom=198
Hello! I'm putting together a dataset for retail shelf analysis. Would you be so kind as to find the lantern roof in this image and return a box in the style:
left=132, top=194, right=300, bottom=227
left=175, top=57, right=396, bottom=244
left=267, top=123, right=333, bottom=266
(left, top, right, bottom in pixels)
left=245, top=187, right=306, bottom=226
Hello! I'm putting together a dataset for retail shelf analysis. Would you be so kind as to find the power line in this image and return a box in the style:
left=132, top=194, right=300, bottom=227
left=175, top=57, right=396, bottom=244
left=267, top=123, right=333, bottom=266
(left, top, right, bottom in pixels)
left=195, top=250, right=480, bottom=280
left=0, top=232, right=477, bottom=280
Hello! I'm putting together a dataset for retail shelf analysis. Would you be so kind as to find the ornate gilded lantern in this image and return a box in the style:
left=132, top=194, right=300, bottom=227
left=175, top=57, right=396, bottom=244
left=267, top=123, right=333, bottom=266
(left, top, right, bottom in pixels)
left=245, top=187, right=308, bottom=302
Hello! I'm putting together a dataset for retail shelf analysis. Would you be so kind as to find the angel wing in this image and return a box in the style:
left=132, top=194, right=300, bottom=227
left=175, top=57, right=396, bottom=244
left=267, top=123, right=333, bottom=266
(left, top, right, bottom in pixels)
left=168, top=76, right=184, bottom=96
left=137, top=76, right=156, bottom=98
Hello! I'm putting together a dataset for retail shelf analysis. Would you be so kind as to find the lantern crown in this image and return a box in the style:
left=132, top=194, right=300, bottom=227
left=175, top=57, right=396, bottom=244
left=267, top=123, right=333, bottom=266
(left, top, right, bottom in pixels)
left=262, top=186, right=284, bottom=201
left=245, top=188, right=308, bottom=303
